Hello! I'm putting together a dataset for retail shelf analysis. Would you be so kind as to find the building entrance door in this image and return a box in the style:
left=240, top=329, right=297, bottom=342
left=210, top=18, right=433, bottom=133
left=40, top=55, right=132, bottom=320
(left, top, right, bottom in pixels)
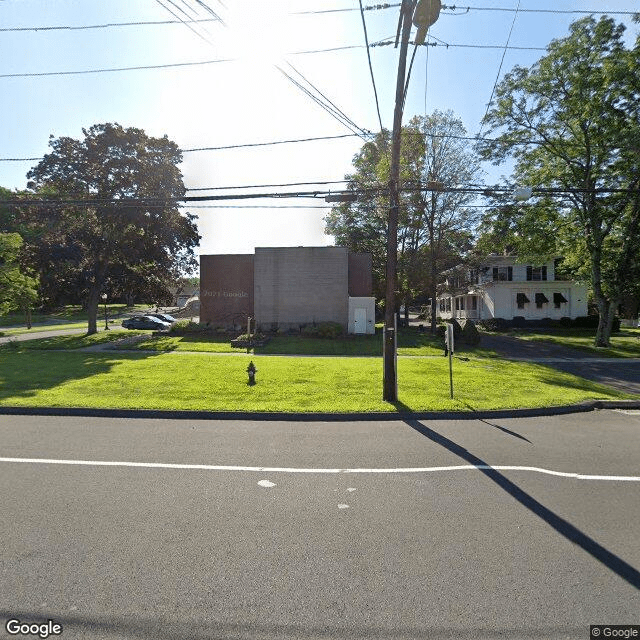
left=354, top=308, right=367, bottom=334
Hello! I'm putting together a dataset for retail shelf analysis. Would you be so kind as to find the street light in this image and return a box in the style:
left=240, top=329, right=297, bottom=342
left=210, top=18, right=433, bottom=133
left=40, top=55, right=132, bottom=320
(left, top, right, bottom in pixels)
left=101, top=293, right=109, bottom=330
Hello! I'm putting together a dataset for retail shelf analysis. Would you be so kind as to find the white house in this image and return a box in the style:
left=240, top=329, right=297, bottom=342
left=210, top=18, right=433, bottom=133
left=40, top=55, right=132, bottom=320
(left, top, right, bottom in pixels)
left=436, top=255, right=588, bottom=322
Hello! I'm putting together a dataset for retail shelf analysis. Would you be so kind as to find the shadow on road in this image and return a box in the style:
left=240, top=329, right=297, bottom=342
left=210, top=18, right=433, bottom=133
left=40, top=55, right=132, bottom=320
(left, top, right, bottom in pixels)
left=403, top=418, right=640, bottom=590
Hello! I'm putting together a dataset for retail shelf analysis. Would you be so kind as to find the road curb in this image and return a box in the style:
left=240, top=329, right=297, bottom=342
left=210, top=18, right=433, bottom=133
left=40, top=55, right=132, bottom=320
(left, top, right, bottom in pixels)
left=0, top=399, right=639, bottom=422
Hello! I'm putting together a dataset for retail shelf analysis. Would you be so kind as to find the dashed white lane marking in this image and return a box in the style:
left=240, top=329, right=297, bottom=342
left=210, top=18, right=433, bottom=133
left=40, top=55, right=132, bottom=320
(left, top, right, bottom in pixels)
left=257, top=479, right=276, bottom=488
left=0, top=457, right=639, bottom=482
left=337, top=504, right=349, bottom=509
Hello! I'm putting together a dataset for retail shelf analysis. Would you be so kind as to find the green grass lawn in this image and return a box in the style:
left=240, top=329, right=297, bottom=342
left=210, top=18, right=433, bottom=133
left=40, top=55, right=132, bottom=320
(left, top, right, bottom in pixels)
left=512, top=328, right=640, bottom=358
left=0, top=304, right=150, bottom=331
left=0, top=350, right=629, bottom=413
left=115, top=328, right=497, bottom=357
left=2, top=330, right=145, bottom=350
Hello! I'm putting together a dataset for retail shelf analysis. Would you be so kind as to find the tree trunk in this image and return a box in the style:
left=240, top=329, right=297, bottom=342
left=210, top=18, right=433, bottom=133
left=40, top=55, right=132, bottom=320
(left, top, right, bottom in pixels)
left=87, top=287, right=100, bottom=335
left=430, top=258, right=438, bottom=334
left=24, top=306, right=32, bottom=329
left=594, top=295, right=618, bottom=347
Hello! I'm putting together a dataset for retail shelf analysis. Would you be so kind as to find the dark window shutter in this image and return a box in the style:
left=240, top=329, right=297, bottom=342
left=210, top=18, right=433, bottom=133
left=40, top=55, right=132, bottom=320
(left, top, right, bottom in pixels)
left=508, top=266, right=513, bottom=281
left=542, top=266, right=547, bottom=281
left=493, top=267, right=498, bottom=280
left=526, top=266, right=532, bottom=281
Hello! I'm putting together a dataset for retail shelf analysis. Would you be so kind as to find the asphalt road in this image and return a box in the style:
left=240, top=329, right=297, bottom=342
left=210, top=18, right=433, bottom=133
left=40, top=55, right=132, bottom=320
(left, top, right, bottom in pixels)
left=1, top=412, right=639, bottom=639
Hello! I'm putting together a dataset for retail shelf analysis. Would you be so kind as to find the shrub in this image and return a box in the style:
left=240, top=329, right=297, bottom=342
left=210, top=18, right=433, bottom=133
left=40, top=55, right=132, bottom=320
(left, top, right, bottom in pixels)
left=169, top=320, right=210, bottom=335
left=560, top=317, right=572, bottom=328
left=512, top=316, right=526, bottom=328
left=460, top=319, right=481, bottom=346
left=447, top=318, right=463, bottom=339
left=573, top=315, right=599, bottom=329
left=479, top=317, right=510, bottom=332
left=302, top=321, right=345, bottom=339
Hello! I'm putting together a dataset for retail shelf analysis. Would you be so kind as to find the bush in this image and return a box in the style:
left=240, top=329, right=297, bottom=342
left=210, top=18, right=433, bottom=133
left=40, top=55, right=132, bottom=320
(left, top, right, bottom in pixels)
left=169, top=320, right=210, bottom=335
left=302, top=321, right=345, bottom=339
left=572, top=315, right=621, bottom=332
left=560, top=316, right=572, bottom=328
left=460, top=319, right=481, bottom=346
left=573, top=315, right=599, bottom=329
left=512, top=316, right=526, bottom=328
left=479, top=317, right=510, bottom=332
left=447, top=318, right=463, bottom=339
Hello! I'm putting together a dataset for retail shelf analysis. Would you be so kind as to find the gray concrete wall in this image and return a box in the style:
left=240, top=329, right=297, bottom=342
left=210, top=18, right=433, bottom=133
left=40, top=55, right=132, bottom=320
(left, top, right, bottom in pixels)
left=254, top=247, right=349, bottom=330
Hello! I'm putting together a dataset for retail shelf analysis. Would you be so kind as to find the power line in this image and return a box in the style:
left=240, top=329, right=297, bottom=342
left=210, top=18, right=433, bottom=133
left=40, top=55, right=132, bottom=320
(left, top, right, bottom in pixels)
left=154, top=0, right=215, bottom=46
left=183, top=204, right=333, bottom=209
left=0, top=18, right=221, bottom=33
left=186, top=180, right=351, bottom=191
left=2, top=5, right=635, bottom=34
left=0, top=57, right=234, bottom=79
left=442, top=5, right=639, bottom=16
left=358, top=0, right=385, bottom=133
left=292, top=3, right=400, bottom=15
left=4, top=185, right=637, bottom=208
left=276, top=64, right=371, bottom=141
left=182, top=133, right=361, bottom=153
left=0, top=39, right=552, bottom=78
left=5, top=129, right=637, bottom=163
left=478, top=0, right=521, bottom=138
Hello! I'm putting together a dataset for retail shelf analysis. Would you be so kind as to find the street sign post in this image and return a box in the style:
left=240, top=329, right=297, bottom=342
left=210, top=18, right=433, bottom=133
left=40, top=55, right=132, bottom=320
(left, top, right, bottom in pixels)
left=446, top=323, right=454, bottom=399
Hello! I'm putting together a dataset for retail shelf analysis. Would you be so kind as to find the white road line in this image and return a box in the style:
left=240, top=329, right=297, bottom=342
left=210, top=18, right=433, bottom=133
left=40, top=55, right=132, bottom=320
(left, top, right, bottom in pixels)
left=0, top=457, right=639, bottom=482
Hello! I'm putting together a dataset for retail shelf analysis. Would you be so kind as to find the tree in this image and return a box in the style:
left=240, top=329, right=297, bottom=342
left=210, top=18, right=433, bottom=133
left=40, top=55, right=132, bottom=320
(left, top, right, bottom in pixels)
left=26, top=123, right=200, bottom=334
left=325, top=110, right=481, bottom=330
left=477, top=16, right=640, bottom=346
left=0, top=232, right=39, bottom=322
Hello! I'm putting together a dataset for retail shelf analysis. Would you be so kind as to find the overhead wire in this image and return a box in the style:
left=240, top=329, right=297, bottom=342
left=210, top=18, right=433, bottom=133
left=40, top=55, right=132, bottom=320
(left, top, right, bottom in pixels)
left=153, top=0, right=215, bottom=46
left=358, top=0, right=385, bottom=134
left=2, top=5, right=636, bottom=33
left=477, top=0, right=521, bottom=138
left=276, top=64, right=371, bottom=141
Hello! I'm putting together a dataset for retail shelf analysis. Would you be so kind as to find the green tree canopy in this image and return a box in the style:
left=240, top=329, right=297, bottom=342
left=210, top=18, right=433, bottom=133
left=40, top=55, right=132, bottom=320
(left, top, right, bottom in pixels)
left=24, top=123, right=200, bottom=333
left=477, top=16, right=640, bottom=346
left=0, top=232, right=38, bottom=318
left=325, top=110, right=481, bottom=329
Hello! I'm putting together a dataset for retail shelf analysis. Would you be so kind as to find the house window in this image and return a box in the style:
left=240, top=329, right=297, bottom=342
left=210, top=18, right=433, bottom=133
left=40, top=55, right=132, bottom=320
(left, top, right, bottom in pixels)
left=553, top=292, right=568, bottom=308
left=516, top=292, right=530, bottom=309
left=535, top=292, right=549, bottom=308
left=439, top=299, right=445, bottom=312
left=471, top=296, right=477, bottom=310
left=527, top=266, right=547, bottom=281
left=459, top=297, right=465, bottom=311
left=469, top=269, right=479, bottom=284
left=445, top=298, right=451, bottom=312
left=493, top=266, right=513, bottom=281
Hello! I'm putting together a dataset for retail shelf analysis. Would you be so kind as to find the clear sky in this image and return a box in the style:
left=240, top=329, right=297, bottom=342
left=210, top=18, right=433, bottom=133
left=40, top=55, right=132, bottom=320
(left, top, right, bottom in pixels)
left=1, top=0, right=637, bottom=259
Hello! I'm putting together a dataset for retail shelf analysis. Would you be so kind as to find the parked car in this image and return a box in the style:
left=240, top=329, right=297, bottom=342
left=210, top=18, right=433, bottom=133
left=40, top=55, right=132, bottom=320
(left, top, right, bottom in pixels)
left=122, top=315, right=171, bottom=331
left=149, top=313, right=176, bottom=324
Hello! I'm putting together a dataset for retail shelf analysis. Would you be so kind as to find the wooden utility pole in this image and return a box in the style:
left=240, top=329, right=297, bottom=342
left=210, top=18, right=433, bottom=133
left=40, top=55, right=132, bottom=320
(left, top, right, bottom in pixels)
left=383, top=0, right=441, bottom=402
left=383, top=0, right=417, bottom=402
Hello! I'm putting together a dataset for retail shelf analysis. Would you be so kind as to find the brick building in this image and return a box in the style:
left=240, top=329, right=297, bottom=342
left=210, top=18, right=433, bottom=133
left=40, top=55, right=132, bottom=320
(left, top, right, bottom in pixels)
left=200, top=247, right=375, bottom=333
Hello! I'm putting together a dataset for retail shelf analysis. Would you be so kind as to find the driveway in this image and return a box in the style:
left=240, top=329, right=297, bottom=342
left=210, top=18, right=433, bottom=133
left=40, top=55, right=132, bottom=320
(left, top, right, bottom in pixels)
left=481, top=332, right=640, bottom=394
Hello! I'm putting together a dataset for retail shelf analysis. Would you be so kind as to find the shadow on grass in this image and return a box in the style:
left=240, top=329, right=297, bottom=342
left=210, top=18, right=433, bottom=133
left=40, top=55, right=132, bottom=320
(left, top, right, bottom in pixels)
left=0, top=349, right=157, bottom=404
left=404, top=418, right=640, bottom=590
